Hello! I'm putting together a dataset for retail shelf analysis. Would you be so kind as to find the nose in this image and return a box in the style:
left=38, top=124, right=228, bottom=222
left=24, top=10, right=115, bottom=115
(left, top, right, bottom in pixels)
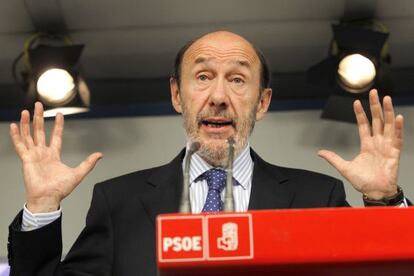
left=208, top=77, right=229, bottom=110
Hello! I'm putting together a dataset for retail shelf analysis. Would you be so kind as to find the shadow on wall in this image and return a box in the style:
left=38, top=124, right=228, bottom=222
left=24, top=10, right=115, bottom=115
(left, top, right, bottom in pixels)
left=297, top=116, right=359, bottom=151
left=0, top=117, right=144, bottom=159
left=63, top=117, right=144, bottom=154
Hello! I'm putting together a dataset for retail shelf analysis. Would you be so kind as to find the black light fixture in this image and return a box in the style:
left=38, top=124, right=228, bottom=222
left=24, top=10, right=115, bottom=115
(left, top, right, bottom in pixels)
left=308, top=20, right=392, bottom=123
left=12, top=33, right=90, bottom=117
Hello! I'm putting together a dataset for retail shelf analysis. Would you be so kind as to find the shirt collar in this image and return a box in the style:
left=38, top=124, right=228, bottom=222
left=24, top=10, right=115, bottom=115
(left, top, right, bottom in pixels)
left=183, top=143, right=253, bottom=190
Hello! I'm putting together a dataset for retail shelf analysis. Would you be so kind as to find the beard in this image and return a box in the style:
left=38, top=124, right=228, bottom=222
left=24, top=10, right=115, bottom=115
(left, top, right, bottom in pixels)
left=181, top=102, right=257, bottom=167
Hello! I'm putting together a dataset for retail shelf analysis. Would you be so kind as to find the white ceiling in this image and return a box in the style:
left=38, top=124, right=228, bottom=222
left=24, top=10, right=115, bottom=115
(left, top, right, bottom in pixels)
left=0, top=0, right=413, bottom=83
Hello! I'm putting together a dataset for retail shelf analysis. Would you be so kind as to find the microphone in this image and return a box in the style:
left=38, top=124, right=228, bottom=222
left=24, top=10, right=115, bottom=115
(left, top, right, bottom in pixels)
left=223, top=137, right=235, bottom=212
left=179, top=142, right=200, bottom=213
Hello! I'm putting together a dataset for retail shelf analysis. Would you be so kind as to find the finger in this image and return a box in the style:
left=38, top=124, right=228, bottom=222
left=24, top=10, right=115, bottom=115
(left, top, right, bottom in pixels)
left=353, top=100, right=371, bottom=142
left=50, top=112, right=64, bottom=152
left=382, top=96, right=395, bottom=139
left=394, top=115, right=404, bottom=149
left=369, top=89, right=384, bottom=136
left=318, top=150, right=348, bottom=174
left=74, top=152, right=103, bottom=183
left=33, top=102, right=46, bottom=146
left=9, top=123, right=27, bottom=156
left=20, top=110, right=35, bottom=148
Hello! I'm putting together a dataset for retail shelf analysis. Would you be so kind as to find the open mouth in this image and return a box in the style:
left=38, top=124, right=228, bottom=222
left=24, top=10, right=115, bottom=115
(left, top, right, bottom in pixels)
left=201, top=119, right=233, bottom=128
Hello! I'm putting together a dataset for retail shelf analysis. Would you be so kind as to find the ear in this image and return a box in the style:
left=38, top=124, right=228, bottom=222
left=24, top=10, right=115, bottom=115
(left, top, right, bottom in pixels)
left=255, top=88, right=272, bottom=121
left=170, top=77, right=182, bottom=113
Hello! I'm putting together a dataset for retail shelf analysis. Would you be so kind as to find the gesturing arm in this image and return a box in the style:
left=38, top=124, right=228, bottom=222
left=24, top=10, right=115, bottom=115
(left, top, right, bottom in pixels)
left=319, top=89, right=407, bottom=205
left=10, top=102, right=102, bottom=213
left=8, top=102, right=104, bottom=275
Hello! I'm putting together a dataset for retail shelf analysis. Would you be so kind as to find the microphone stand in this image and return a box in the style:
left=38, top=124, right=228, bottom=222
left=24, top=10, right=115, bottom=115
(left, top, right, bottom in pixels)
left=179, top=142, right=200, bottom=213
left=223, top=137, right=235, bottom=212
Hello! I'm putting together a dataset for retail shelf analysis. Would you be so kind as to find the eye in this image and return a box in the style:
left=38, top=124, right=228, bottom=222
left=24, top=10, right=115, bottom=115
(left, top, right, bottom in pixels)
left=232, top=77, right=244, bottom=85
left=197, top=74, right=209, bottom=81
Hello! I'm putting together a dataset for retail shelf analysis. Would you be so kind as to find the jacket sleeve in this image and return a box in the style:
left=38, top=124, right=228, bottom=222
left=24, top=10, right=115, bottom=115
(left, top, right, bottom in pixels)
left=8, top=184, right=114, bottom=275
left=328, top=179, right=351, bottom=207
left=8, top=211, right=63, bottom=275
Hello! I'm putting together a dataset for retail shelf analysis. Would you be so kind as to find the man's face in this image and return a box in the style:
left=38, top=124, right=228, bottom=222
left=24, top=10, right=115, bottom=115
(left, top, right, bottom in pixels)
left=170, top=31, right=272, bottom=167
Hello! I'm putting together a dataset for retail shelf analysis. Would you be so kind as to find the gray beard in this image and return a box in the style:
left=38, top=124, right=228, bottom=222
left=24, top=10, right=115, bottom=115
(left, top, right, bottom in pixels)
left=198, top=144, right=228, bottom=167
left=184, top=121, right=254, bottom=168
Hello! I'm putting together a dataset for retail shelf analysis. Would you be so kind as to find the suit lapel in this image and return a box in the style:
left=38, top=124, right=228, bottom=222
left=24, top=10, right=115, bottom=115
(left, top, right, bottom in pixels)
left=139, top=149, right=185, bottom=226
left=248, top=150, right=294, bottom=210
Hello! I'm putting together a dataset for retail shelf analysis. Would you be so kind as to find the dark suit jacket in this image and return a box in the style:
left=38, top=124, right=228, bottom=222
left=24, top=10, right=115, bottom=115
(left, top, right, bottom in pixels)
left=8, top=149, right=349, bottom=275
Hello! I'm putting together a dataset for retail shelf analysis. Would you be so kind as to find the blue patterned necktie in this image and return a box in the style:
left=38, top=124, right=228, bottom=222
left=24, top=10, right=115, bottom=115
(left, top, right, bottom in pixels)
left=201, top=169, right=228, bottom=212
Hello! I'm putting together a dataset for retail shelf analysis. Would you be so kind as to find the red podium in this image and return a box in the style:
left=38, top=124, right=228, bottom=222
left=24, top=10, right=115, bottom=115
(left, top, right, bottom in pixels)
left=156, top=207, right=414, bottom=275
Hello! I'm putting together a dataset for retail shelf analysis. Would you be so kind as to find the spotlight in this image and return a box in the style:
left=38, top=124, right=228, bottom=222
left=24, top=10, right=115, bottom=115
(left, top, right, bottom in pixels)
left=12, top=34, right=90, bottom=117
left=307, top=21, right=392, bottom=123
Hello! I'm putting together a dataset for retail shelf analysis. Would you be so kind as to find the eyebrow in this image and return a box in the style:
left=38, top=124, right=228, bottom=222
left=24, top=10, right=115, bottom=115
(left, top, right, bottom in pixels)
left=194, top=57, right=251, bottom=69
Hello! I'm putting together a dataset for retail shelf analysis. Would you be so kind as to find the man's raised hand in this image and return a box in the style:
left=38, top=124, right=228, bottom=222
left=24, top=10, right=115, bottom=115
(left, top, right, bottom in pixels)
left=9, top=102, right=103, bottom=213
left=318, top=89, right=404, bottom=200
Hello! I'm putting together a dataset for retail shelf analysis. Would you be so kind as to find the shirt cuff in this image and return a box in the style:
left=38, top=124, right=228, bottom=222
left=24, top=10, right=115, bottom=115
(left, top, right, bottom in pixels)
left=21, top=204, right=62, bottom=232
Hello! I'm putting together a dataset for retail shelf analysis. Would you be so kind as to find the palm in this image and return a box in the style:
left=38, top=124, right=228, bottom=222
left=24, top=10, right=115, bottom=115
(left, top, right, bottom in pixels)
left=22, top=148, right=79, bottom=203
left=319, top=90, right=404, bottom=199
left=343, top=138, right=399, bottom=193
left=10, top=103, right=102, bottom=212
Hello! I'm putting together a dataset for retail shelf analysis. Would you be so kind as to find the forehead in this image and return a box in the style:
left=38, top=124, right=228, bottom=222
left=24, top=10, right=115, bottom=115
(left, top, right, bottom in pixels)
left=182, top=33, right=260, bottom=70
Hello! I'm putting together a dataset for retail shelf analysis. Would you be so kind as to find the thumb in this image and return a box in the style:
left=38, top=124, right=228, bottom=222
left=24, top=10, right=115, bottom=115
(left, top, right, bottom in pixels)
left=75, top=152, right=103, bottom=181
left=318, top=150, right=348, bottom=173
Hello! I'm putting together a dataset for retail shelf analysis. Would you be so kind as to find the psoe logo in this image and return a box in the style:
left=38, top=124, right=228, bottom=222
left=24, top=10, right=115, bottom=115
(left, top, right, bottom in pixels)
left=163, top=236, right=202, bottom=252
left=217, top=222, right=238, bottom=251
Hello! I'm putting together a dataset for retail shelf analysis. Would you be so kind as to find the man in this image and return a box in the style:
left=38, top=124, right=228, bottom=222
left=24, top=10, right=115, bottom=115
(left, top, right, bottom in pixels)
left=8, top=31, right=408, bottom=275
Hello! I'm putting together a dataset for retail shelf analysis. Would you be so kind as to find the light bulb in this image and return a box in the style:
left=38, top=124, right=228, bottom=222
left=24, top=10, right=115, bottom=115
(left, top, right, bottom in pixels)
left=36, top=68, right=76, bottom=105
left=337, top=54, right=376, bottom=93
